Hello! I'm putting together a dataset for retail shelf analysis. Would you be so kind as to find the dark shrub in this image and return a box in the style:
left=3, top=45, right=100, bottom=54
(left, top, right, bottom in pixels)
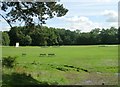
left=2, top=56, right=16, bottom=68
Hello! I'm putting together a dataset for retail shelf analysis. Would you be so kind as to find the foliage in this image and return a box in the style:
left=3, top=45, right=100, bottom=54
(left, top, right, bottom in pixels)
left=8, top=27, right=32, bottom=46
left=2, top=56, right=16, bottom=68
left=24, top=35, right=32, bottom=46
left=5, top=26, right=119, bottom=46
left=1, top=2, right=68, bottom=28
left=2, top=32, right=10, bottom=46
left=99, top=27, right=118, bottom=44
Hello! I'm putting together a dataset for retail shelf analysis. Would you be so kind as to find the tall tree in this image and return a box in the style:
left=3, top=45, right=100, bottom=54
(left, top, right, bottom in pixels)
left=2, top=32, right=10, bottom=46
left=99, top=27, right=118, bottom=44
left=1, top=2, right=68, bottom=29
left=90, top=28, right=101, bottom=44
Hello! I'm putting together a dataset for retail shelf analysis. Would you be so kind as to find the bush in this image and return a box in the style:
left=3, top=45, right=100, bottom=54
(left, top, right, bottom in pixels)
left=2, top=56, right=16, bottom=68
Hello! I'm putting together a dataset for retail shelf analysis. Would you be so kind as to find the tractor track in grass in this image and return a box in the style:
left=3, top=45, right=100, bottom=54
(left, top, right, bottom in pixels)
left=63, top=64, right=89, bottom=72
left=17, top=62, right=89, bottom=73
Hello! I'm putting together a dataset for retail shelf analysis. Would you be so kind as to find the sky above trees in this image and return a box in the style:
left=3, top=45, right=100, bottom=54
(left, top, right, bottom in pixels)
left=0, top=0, right=119, bottom=32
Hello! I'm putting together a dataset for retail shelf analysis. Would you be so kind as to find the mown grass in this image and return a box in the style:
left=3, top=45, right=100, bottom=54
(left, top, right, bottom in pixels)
left=2, top=45, right=118, bottom=85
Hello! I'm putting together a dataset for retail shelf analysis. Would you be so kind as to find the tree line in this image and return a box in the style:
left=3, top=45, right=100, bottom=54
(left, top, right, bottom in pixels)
left=2, top=26, right=119, bottom=46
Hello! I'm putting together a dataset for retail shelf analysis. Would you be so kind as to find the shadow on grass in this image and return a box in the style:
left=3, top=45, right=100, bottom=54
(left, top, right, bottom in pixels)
left=2, top=72, right=49, bottom=87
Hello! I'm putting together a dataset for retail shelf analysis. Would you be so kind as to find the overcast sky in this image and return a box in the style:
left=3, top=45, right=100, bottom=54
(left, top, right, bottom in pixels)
left=0, top=0, right=119, bottom=32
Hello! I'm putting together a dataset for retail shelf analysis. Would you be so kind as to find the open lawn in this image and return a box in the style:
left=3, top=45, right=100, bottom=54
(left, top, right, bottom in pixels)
left=2, top=45, right=118, bottom=85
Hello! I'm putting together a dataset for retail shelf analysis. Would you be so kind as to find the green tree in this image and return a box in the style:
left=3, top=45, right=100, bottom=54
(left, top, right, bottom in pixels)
left=8, top=26, right=32, bottom=46
left=24, top=35, right=32, bottom=46
left=19, top=34, right=32, bottom=46
left=90, top=28, right=101, bottom=44
left=99, top=27, right=118, bottom=44
left=46, top=27, right=58, bottom=46
left=108, top=27, right=118, bottom=44
left=8, top=27, right=20, bottom=46
left=7, top=26, right=119, bottom=46
left=76, top=33, right=91, bottom=45
left=30, top=29, right=46, bottom=46
left=2, top=32, right=10, bottom=46
left=1, top=2, right=68, bottom=29
left=1, top=2, right=68, bottom=46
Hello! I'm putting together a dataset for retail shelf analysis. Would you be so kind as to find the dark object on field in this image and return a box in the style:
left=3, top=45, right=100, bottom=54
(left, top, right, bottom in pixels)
left=37, top=74, right=39, bottom=77
left=22, top=53, right=26, bottom=56
left=64, top=64, right=89, bottom=73
left=39, top=54, right=46, bottom=57
left=48, top=53, right=55, bottom=56
left=23, top=66, right=27, bottom=68
left=64, top=65, right=75, bottom=68
left=2, top=56, right=16, bottom=68
left=56, top=67, right=68, bottom=71
left=28, top=73, right=31, bottom=77
left=102, top=82, right=105, bottom=85
left=80, top=68, right=88, bottom=72
left=31, top=61, right=37, bottom=65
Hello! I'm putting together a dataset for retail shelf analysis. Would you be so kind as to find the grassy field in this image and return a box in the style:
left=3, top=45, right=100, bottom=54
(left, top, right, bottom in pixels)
left=2, top=45, right=118, bottom=85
